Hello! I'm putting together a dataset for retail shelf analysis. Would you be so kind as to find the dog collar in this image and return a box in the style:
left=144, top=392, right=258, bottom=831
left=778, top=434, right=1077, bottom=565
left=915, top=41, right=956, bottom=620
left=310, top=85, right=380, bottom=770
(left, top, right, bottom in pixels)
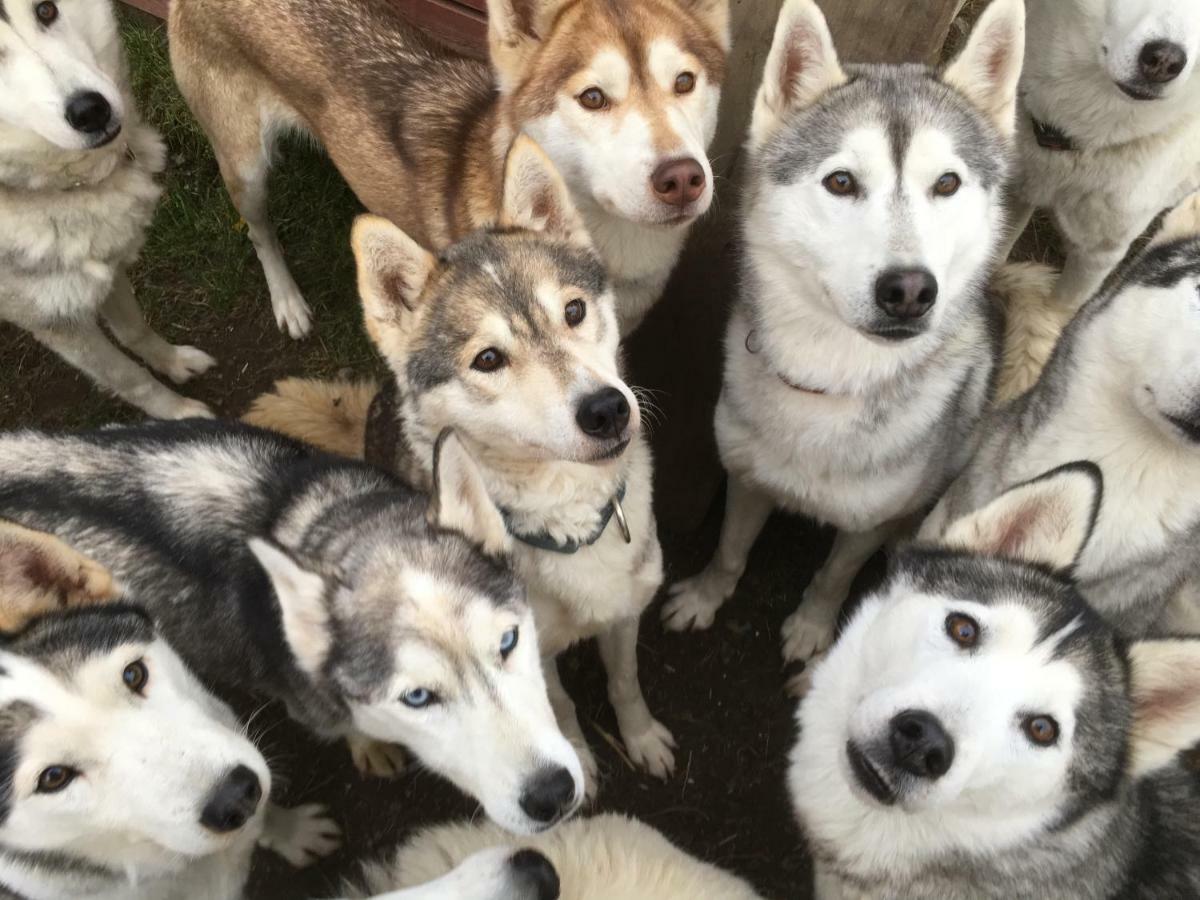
left=501, top=482, right=631, bottom=555
left=745, top=329, right=828, bottom=396
left=1031, top=116, right=1077, bottom=152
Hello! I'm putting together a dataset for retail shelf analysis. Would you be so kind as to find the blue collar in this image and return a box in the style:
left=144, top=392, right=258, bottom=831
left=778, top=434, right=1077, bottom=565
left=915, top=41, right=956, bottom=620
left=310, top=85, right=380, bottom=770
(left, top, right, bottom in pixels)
left=501, top=482, right=630, bottom=554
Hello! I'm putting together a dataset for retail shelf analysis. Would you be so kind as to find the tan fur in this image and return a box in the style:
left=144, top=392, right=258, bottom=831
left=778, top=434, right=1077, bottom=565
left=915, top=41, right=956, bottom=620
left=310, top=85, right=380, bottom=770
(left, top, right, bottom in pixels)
left=992, top=262, right=1072, bottom=405
left=1129, top=639, right=1200, bottom=777
left=0, top=521, right=119, bottom=632
left=1151, top=189, right=1200, bottom=249
left=242, top=378, right=377, bottom=459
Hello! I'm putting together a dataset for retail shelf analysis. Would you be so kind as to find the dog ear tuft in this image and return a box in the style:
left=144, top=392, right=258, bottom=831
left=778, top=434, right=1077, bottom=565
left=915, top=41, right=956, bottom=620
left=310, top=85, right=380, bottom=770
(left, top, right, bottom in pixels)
left=750, top=0, right=846, bottom=149
left=488, top=0, right=574, bottom=93
left=942, top=0, right=1025, bottom=135
left=939, top=462, right=1102, bottom=572
left=1151, top=189, right=1200, bottom=249
left=0, top=522, right=119, bottom=633
left=501, top=135, right=590, bottom=247
left=248, top=538, right=331, bottom=676
left=1129, top=638, right=1200, bottom=777
left=428, top=430, right=511, bottom=557
left=351, top=215, right=436, bottom=337
left=673, top=0, right=730, bottom=50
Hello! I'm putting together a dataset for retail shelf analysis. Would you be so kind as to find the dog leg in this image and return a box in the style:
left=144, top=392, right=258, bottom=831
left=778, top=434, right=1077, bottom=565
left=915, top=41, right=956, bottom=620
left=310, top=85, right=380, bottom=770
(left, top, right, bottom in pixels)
left=1054, top=242, right=1125, bottom=312
left=781, top=522, right=898, bottom=664
left=102, top=271, right=217, bottom=384
left=31, top=320, right=213, bottom=419
left=997, top=197, right=1035, bottom=262
left=345, top=731, right=408, bottom=779
left=543, top=656, right=599, bottom=798
left=662, top=476, right=774, bottom=631
left=258, top=802, right=341, bottom=868
left=598, top=616, right=676, bottom=779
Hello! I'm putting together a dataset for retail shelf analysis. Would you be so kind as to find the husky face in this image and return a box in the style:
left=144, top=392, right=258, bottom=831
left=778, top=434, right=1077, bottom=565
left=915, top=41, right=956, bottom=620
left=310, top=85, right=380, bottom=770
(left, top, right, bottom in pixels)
left=1098, top=0, right=1200, bottom=101
left=0, top=608, right=270, bottom=875
left=745, top=0, right=1023, bottom=344
left=356, top=137, right=640, bottom=468
left=0, top=0, right=126, bottom=151
left=490, top=0, right=728, bottom=229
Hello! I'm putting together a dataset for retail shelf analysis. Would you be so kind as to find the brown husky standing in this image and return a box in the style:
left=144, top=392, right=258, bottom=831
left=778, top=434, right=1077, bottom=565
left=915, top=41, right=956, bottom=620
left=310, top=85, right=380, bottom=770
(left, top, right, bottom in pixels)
left=168, top=0, right=728, bottom=338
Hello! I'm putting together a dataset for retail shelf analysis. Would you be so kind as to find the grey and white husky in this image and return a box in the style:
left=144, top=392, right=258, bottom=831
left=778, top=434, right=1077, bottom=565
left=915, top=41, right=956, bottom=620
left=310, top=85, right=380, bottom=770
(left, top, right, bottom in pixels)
left=1005, top=0, right=1200, bottom=311
left=924, top=190, right=1200, bottom=638
left=664, top=0, right=1024, bottom=665
left=792, top=463, right=1200, bottom=899
left=0, top=0, right=215, bottom=419
left=0, top=420, right=584, bottom=836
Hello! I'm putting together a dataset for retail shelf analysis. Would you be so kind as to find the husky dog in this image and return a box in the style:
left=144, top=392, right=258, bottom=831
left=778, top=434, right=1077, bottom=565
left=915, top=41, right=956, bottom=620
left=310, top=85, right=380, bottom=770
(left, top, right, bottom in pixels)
left=792, top=463, right=1200, bottom=899
left=0, top=0, right=215, bottom=419
left=357, top=849, right=562, bottom=900
left=924, top=191, right=1200, bottom=638
left=663, top=0, right=1024, bottom=665
left=0, top=520, right=118, bottom=631
left=168, top=0, right=729, bottom=338
left=355, top=814, right=763, bottom=900
left=1005, top=0, right=1200, bottom=310
left=245, top=137, right=674, bottom=791
left=0, top=419, right=584, bottom=835
left=0, top=605, right=340, bottom=900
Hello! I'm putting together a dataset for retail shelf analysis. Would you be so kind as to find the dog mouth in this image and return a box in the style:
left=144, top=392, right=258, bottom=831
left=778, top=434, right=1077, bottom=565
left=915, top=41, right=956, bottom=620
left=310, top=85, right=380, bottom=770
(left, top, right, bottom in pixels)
left=1116, top=82, right=1165, bottom=102
left=1164, top=412, right=1200, bottom=443
left=846, top=741, right=897, bottom=806
left=865, top=325, right=927, bottom=343
left=89, top=123, right=123, bottom=149
left=585, top=438, right=631, bottom=463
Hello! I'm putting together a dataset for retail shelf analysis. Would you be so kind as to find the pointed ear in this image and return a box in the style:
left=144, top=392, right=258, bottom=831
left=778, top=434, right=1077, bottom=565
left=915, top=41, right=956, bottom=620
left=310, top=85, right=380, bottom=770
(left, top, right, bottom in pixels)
left=942, top=0, right=1026, bottom=135
left=1129, top=639, right=1200, bottom=777
left=0, top=523, right=119, bottom=632
left=674, top=0, right=730, bottom=51
left=500, top=134, right=590, bottom=247
left=939, top=463, right=1102, bottom=572
left=351, top=214, right=437, bottom=349
left=488, top=0, right=574, bottom=93
left=427, top=430, right=510, bottom=557
left=750, top=0, right=845, bottom=149
left=248, top=538, right=331, bottom=676
left=1150, top=189, right=1200, bottom=249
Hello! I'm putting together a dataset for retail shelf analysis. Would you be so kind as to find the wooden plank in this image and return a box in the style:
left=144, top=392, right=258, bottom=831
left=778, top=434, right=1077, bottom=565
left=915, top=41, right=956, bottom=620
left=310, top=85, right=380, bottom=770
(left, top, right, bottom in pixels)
left=120, top=0, right=169, bottom=18
left=389, top=0, right=487, bottom=57
left=820, top=0, right=962, bottom=65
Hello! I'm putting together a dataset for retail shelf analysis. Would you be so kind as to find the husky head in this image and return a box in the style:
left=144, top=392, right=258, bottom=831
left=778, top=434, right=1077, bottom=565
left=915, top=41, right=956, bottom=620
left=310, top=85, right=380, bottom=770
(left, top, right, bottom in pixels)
left=248, top=431, right=583, bottom=835
left=744, top=0, right=1024, bottom=346
left=792, top=463, right=1200, bottom=881
left=1095, top=0, right=1200, bottom=102
left=0, top=607, right=271, bottom=878
left=0, top=0, right=127, bottom=151
left=487, top=0, right=728, bottom=229
left=1092, top=192, right=1200, bottom=446
left=354, top=136, right=639, bottom=470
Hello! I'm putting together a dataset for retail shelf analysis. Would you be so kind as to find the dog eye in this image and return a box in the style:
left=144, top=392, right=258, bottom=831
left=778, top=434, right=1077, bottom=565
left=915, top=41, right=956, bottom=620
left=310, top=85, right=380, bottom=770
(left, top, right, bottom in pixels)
left=934, top=172, right=962, bottom=197
left=36, top=765, right=77, bottom=794
left=471, top=348, right=507, bottom=373
left=945, top=613, right=980, bottom=649
left=500, top=626, right=519, bottom=660
left=1022, top=715, right=1059, bottom=747
left=565, top=299, right=586, bottom=328
left=675, top=72, right=696, bottom=95
left=822, top=170, right=858, bottom=198
left=578, top=87, right=608, bottom=111
left=400, top=688, right=438, bottom=709
left=34, top=1, right=58, bottom=24
left=122, top=659, right=148, bottom=695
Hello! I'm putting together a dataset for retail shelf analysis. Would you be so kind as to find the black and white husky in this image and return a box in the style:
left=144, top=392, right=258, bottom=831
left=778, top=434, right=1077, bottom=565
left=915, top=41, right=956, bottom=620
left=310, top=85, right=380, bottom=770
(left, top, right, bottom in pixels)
left=793, top=464, right=1200, bottom=899
left=0, top=420, right=583, bottom=836
left=665, top=0, right=1023, bottom=665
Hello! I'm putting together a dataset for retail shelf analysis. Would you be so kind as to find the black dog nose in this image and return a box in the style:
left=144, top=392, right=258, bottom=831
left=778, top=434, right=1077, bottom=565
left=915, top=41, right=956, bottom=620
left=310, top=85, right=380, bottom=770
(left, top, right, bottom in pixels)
left=200, top=765, right=262, bottom=833
left=1139, top=40, right=1188, bottom=84
left=510, top=849, right=560, bottom=900
left=65, top=91, right=113, bottom=135
left=575, top=388, right=630, bottom=440
left=519, top=766, right=577, bottom=825
left=890, top=710, right=955, bottom=780
left=875, top=268, right=938, bottom=320
left=651, top=157, right=706, bottom=207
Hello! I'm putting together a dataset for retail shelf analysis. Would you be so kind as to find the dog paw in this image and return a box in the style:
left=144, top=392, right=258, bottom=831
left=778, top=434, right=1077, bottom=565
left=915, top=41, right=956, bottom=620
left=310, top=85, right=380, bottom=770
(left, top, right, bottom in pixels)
left=272, top=288, right=313, bottom=340
left=623, top=719, right=677, bottom=780
left=781, top=607, right=836, bottom=664
left=259, top=803, right=341, bottom=868
left=785, top=650, right=829, bottom=699
left=577, top=742, right=601, bottom=802
left=661, top=572, right=732, bottom=632
left=162, top=397, right=215, bottom=420
left=163, top=345, right=217, bottom=385
left=346, top=734, right=408, bottom=779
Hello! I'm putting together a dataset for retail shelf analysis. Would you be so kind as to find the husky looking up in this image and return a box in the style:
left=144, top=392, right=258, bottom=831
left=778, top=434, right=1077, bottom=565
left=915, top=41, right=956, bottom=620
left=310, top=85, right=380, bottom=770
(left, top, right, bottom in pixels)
left=793, top=463, right=1200, bottom=899
left=0, top=420, right=584, bottom=836
left=664, top=0, right=1024, bottom=667
left=0, top=0, right=216, bottom=419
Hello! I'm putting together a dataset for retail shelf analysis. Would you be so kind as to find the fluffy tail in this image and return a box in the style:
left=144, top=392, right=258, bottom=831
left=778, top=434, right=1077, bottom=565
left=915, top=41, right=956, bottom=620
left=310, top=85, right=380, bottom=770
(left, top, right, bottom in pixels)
left=242, top=378, right=378, bottom=459
left=991, top=262, right=1073, bottom=405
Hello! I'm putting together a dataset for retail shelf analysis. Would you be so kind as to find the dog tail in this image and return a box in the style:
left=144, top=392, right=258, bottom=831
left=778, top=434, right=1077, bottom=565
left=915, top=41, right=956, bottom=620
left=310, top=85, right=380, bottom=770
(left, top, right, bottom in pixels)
left=991, top=262, right=1071, bottom=405
left=242, top=378, right=378, bottom=459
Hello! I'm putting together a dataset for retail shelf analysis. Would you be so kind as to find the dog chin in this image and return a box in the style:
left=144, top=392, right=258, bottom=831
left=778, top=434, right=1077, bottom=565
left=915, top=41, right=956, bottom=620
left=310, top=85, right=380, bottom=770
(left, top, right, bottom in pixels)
left=1116, top=81, right=1166, bottom=102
